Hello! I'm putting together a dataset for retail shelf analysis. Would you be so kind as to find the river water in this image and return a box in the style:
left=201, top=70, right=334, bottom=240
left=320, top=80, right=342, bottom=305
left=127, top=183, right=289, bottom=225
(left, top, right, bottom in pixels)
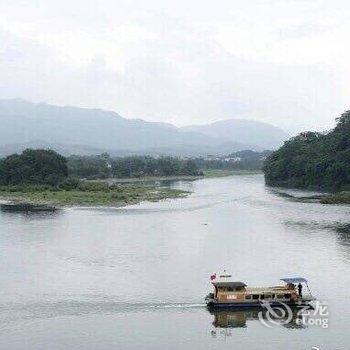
left=0, top=174, right=349, bottom=350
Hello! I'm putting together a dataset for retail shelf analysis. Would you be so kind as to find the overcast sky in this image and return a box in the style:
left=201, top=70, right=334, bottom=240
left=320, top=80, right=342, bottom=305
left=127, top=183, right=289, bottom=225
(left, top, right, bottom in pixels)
left=1, top=0, right=349, bottom=134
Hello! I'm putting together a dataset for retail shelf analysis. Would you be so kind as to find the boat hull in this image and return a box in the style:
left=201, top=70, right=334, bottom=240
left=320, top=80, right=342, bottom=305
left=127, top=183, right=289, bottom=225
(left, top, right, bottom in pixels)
left=206, top=300, right=312, bottom=309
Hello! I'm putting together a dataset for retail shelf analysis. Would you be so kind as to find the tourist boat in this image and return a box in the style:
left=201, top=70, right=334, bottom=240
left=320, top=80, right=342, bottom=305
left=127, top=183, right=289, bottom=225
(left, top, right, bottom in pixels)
left=205, top=274, right=315, bottom=309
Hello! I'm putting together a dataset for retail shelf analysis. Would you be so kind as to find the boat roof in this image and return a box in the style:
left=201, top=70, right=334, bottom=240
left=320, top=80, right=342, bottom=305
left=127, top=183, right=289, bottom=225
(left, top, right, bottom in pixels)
left=281, top=277, right=307, bottom=283
left=212, top=281, right=247, bottom=288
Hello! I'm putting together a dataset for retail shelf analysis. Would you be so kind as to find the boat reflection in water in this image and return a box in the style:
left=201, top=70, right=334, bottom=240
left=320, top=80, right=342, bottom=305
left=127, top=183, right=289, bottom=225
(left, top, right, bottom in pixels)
left=209, top=308, right=307, bottom=336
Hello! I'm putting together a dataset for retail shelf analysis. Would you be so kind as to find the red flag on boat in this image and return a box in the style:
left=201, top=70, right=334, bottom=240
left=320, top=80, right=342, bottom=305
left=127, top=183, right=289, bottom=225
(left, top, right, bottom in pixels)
left=210, top=273, right=216, bottom=280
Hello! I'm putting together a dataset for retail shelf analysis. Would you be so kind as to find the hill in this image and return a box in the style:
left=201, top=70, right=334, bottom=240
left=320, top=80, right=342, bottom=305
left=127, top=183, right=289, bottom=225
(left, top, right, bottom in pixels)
left=0, top=99, right=288, bottom=156
left=181, top=119, right=289, bottom=150
left=263, top=111, right=350, bottom=191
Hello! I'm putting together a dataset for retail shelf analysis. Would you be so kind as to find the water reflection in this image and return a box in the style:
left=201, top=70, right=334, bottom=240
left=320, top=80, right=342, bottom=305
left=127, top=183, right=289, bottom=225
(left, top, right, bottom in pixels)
left=334, top=223, right=350, bottom=246
left=0, top=203, right=60, bottom=220
left=0, top=203, right=58, bottom=213
left=209, top=308, right=307, bottom=332
left=284, top=220, right=350, bottom=248
left=267, top=188, right=325, bottom=203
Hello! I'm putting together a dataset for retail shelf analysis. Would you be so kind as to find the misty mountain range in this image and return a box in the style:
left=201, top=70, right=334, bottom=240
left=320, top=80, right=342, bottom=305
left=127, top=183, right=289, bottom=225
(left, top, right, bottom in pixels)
left=0, top=99, right=289, bottom=157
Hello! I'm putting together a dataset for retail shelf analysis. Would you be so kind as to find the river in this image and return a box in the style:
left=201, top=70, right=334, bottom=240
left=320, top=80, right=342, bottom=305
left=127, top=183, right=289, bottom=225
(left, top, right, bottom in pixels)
left=0, top=174, right=349, bottom=349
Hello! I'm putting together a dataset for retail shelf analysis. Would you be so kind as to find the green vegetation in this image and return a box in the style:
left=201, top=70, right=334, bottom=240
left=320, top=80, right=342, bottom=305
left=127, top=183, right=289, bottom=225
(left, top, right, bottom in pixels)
left=0, top=150, right=192, bottom=207
left=66, top=150, right=269, bottom=180
left=0, top=181, right=188, bottom=207
left=105, top=175, right=204, bottom=183
left=320, top=192, right=350, bottom=204
left=193, top=150, right=271, bottom=172
left=0, top=149, right=67, bottom=186
left=68, top=154, right=203, bottom=179
left=0, top=148, right=268, bottom=208
left=263, top=111, right=350, bottom=192
left=203, top=169, right=261, bottom=177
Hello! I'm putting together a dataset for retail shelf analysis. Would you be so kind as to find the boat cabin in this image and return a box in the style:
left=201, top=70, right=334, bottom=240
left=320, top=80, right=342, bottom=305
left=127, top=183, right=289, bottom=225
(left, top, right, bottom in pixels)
left=213, top=282, right=247, bottom=302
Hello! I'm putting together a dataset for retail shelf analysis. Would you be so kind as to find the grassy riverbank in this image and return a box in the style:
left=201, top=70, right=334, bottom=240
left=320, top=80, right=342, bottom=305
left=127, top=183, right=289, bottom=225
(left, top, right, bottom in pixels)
left=271, top=188, right=350, bottom=205
left=320, top=191, right=350, bottom=204
left=0, top=170, right=262, bottom=208
left=88, top=169, right=261, bottom=183
left=100, top=175, right=204, bottom=183
left=203, top=169, right=262, bottom=177
left=0, top=182, right=189, bottom=208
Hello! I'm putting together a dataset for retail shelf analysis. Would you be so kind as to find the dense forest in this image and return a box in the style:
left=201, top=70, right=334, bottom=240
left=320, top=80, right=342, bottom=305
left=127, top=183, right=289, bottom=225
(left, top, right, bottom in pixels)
left=263, top=111, right=350, bottom=191
left=0, top=149, right=68, bottom=186
left=0, top=150, right=203, bottom=185
left=67, top=155, right=202, bottom=179
left=67, top=151, right=268, bottom=179
left=0, top=148, right=269, bottom=186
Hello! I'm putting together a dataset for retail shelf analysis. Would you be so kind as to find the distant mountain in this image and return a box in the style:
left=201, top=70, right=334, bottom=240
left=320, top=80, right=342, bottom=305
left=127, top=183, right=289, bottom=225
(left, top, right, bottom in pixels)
left=0, top=141, right=116, bottom=157
left=181, top=119, right=289, bottom=150
left=0, top=99, right=288, bottom=156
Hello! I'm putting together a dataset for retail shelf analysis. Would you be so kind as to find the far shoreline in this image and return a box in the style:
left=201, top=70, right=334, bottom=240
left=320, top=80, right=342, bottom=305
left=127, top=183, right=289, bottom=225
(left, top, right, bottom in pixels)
left=98, top=169, right=263, bottom=183
left=0, top=170, right=262, bottom=210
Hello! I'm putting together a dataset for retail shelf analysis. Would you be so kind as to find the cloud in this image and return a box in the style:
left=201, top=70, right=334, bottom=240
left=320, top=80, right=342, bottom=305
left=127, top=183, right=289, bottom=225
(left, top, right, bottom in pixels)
left=0, top=0, right=349, bottom=134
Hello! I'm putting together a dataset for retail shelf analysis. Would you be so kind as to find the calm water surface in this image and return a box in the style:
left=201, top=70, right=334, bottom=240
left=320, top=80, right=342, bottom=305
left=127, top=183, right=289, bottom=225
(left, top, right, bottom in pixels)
left=0, top=175, right=349, bottom=350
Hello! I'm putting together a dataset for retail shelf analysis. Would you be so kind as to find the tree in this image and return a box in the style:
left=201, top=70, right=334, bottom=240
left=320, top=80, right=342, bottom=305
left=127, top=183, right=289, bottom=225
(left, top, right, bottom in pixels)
left=263, top=112, right=350, bottom=191
left=0, top=149, right=68, bottom=186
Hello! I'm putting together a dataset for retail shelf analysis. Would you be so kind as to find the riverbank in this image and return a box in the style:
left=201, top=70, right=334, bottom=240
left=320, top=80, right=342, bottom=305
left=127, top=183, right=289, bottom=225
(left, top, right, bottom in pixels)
left=0, top=182, right=189, bottom=208
left=98, top=169, right=261, bottom=183
left=271, top=188, right=350, bottom=205
left=320, top=191, right=350, bottom=204
left=100, top=174, right=203, bottom=183
left=0, top=170, right=262, bottom=208
left=203, top=169, right=262, bottom=177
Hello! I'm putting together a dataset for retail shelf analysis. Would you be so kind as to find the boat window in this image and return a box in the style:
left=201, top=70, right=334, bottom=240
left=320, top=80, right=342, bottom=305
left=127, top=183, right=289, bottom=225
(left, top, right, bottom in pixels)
left=252, top=295, right=259, bottom=300
left=284, top=294, right=291, bottom=299
left=227, top=287, right=235, bottom=292
left=265, top=295, right=273, bottom=299
left=245, top=295, right=252, bottom=300
left=277, top=294, right=284, bottom=299
left=260, top=295, right=265, bottom=300
left=271, top=294, right=275, bottom=299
